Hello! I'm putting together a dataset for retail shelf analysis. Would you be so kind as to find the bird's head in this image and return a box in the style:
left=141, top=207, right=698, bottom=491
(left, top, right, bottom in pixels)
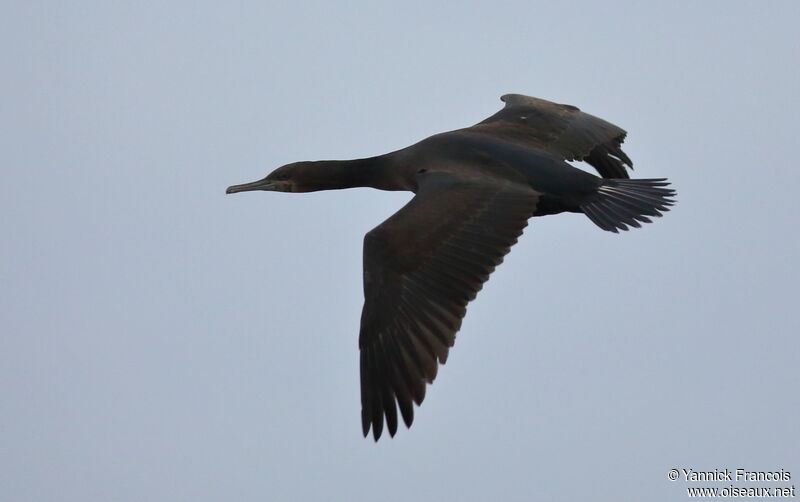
left=226, top=161, right=324, bottom=194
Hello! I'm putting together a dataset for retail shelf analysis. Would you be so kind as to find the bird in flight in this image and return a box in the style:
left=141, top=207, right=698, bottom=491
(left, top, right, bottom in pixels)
left=227, top=94, right=675, bottom=440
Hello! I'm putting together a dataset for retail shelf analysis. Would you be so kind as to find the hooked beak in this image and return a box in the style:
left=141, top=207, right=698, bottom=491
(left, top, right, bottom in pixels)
left=226, top=178, right=287, bottom=194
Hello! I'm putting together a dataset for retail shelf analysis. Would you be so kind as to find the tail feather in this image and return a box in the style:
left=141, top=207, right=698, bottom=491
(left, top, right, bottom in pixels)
left=582, top=178, right=676, bottom=233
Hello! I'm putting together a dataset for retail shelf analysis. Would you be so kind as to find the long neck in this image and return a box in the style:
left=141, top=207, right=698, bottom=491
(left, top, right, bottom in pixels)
left=307, top=152, right=405, bottom=191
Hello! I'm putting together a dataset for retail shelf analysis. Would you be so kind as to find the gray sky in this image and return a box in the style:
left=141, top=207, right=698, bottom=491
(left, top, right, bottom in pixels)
left=2, top=2, right=798, bottom=501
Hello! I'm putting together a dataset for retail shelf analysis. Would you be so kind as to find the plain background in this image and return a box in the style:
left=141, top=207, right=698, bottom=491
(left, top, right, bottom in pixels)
left=2, top=2, right=798, bottom=501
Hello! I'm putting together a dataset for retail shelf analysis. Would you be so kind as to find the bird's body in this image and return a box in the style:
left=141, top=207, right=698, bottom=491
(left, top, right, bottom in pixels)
left=404, top=130, right=601, bottom=212
left=227, top=94, right=675, bottom=440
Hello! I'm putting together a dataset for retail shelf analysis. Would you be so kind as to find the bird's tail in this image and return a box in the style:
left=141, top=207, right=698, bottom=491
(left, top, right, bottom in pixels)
left=581, top=178, right=676, bottom=233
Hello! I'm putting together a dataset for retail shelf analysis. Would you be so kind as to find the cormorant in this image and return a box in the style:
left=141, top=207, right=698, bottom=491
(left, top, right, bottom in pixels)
left=226, top=94, right=675, bottom=440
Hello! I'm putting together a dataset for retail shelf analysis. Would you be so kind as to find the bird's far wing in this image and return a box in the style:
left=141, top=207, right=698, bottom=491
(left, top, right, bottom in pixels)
left=359, top=171, right=539, bottom=440
left=467, top=94, right=633, bottom=179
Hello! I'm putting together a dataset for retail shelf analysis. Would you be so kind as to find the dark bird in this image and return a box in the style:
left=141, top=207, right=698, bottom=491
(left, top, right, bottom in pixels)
left=226, top=94, right=675, bottom=440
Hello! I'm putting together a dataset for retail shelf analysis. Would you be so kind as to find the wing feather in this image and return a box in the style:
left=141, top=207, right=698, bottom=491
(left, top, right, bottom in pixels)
left=468, top=94, right=633, bottom=178
left=359, top=172, right=539, bottom=439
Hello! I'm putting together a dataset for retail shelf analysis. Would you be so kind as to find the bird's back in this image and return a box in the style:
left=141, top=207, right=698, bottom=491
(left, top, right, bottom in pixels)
left=410, top=130, right=601, bottom=199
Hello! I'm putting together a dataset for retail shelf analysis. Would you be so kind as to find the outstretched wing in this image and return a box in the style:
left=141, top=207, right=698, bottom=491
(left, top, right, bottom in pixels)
left=468, top=94, right=633, bottom=178
left=359, top=171, right=539, bottom=440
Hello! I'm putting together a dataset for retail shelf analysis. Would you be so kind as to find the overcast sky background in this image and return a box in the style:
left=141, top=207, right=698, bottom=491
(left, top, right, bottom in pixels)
left=2, top=2, right=798, bottom=501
